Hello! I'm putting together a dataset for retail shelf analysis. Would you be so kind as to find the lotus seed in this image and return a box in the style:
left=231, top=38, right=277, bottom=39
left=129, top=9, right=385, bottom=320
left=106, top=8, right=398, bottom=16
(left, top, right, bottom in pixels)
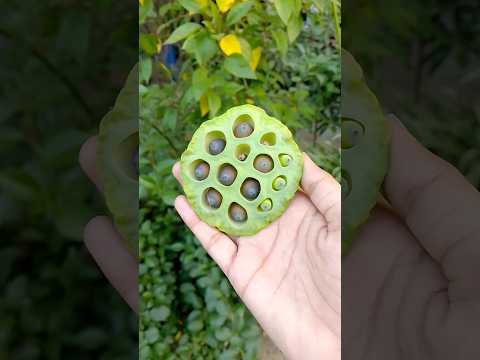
left=209, top=138, right=226, bottom=155
left=259, top=199, right=272, bottom=212
left=254, top=155, right=274, bottom=173
left=273, top=176, right=286, bottom=190
left=218, top=165, right=237, bottom=186
left=234, top=122, right=253, bottom=138
left=279, top=154, right=292, bottom=167
left=241, top=178, right=260, bottom=200
left=194, top=161, right=210, bottom=180
left=205, top=188, right=222, bottom=209
left=229, top=203, right=247, bottom=222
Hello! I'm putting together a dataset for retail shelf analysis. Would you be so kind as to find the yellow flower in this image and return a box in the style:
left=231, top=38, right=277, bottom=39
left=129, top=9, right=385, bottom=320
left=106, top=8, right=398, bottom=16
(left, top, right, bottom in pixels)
left=200, top=95, right=209, bottom=117
left=139, top=0, right=144, bottom=5
left=216, top=0, right=235, bottom=13
left=249, top=47, right=262, bottom=71
left=219, top=34, right=242, bottom=56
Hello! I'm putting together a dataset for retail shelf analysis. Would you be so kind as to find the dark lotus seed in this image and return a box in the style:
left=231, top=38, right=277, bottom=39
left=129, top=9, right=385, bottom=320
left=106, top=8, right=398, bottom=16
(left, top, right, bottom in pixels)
left=241, top=179, right=260, bottom=200
left=254, top=155, right=274, bottom=173
left=229, top=203, right=247, bottom=222
left=234, top=122, right=253, bottom=138
left=132, top=148, right=139, bottom=176
left=209, top=138, right=226, bottom=155
left=194, top=161, right=210, bottom=180
left=218, top=165, right=237, bottom=186
left=205, top=188, right=222, bottom=209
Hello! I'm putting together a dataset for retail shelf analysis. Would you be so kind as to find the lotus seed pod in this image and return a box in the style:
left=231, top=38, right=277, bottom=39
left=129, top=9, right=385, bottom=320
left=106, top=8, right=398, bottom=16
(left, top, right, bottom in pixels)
left=205, top=188, right=222, bottom=209
left=229, top=203, right=247, bottom=222
left=209, top=138, right=226, bottom=155
left=180, top=105, right=303, bottom=237
left=97, top=64, right=138, bottom=257
left=241, top=178, right=260, bottom=200
left=194, top=161, right=210, bottom=180
left=279, top=154, right=292, bottom=167
left=234, top=122, right=254, bottom=138
left=259, top=199, right=272, bottom=212
left=218, top=165, right=237, bottom=186
left=272, top=176, right=287, bottom=191
left=341, top=50, right=390, bottom=255
left=254, top=154, right=274, bottom=173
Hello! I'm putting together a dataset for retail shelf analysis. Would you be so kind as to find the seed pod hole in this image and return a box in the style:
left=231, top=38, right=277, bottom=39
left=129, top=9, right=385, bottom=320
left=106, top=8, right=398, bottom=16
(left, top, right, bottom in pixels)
left=279, top=154, right=292, bottom=167
left=272, top=176, right=287, bottom=191
left=233, top=114, right=255, bottom=138
left=341, top=117, right=365, bottom=149
left=241, top=178, right=261, bottom=200
left=218, top=164, right=237, bottom=186
left=260, top=132, right=276, bottom=146
left=341, top=171, right=352, bottom=199
left=229, top=203, right=248, bottom=223
left=204, top=188, right=222, bottom=209
left=254, top=154, right=274, bottom=173
left=206, top=130, right=226, bottom=155
left=258, top=198, right=272, bottom=212
left=235, top=144, right=251, bottom=162
left=189, top=159, right=210, bottom=181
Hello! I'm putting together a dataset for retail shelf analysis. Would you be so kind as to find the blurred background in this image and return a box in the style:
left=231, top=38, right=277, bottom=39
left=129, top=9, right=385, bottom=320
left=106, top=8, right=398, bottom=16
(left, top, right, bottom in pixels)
left=0, top=1, right=137, bottom=359
left=139, top=0, right=340, bottom=359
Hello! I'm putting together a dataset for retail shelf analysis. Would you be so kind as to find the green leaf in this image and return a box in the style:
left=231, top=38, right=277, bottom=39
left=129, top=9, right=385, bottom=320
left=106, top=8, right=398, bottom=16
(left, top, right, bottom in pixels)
left=207, top=92, right=221, bottom=117
left=192, top=67, right=211, bottom=100
left=140, top=58, right=152, bottom=83
left=272, top=30, right=288, bottom=56
left=139, top=33, right=158, bottom=55
left=224, top=55, right=256, bottom=79
left=145, top=327, right=159, bottom=344
left=177, top=0, right=200, bottom=13
left=150, top=306, right=171, bottom=322
left=215, top=327, right=232, bottom=341
left=183, top=32, right=218, bottom=66
left=226, top=1, right=254, bottom=27
left=287, top=15, right=303, bottom=43
left=162, top=108, right=177, bottom=131
left=187, top=319, right=204, bottom=333
left=273, top=0, right=295, bottom=25
left=165, top=23, right=202, bottom=44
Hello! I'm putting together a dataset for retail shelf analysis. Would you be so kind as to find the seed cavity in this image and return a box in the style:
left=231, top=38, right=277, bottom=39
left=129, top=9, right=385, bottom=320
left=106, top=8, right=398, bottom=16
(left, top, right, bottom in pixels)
left=233, top=114, right=254, bottom=138
left=235, top=144, right=251, bottom=162
left=272, top=176, right=287, bottom=191
left=260, top=132, right=276, bottom=146
left=204, top=188, right=222, bottom=209
left=241, top=178, right=261, bottom=200
left=258, top=199, right=272, bottom=212
left=341, top=171, right=352, bottom=199
left=193, top=161, right=210, bottom=180
left=279, top=154, right=292, bottom=167
left=341, top=118, right=365, bottom=149
left=229, top=203, right=248, bottom=223
left=206, top=130, right=226, bottom=155
left=218, top=164, right=237, bottom=186
left=254, top=154, right=274, bottom=173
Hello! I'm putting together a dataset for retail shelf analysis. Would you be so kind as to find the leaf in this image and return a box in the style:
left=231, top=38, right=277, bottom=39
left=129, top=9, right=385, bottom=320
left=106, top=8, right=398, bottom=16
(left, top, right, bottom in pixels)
left=139, top=33, right=158, bottom=55
left=178, top=0, right=201, bottom=13
left=219, top=34, right=242, bottom=56
left=224, top=54, right=257, bottom=79
left=187, top=319, right=204, bottom=333
left=272, top=29, right=288, bottom=56
left=165, top=23, right=202, bottom=44
left=207, top=92, right=221, bottom=117
left=273, top=0, right=295, bottom=25
left=183, top=32, right=218, bottom=66
left=192, top=67, right=211, bottom=100
left=140, top=57, right=152, bottom=83
left=144, top=327, right=160, bottom=344
left=287, top=14, right=303, bottom=43
left=226, top=1, right=254, bottom=26
left=215, top=327, right=232, bottom=341
left=162, top=108, right=177, bottom=131
left=150, top=306, right=171, bottom=322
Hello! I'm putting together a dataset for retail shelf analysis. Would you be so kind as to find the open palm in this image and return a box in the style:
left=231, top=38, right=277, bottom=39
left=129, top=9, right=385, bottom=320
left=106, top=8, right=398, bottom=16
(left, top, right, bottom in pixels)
left=343, top=117, right=480, bottom=359
left=173, top=153, right=341, bottom=360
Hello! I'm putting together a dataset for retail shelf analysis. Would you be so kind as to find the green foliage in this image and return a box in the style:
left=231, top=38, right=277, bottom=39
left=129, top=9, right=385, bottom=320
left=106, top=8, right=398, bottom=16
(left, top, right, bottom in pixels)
left=0, top=0, right=137, bottom=358
left=140, top=0, right=340, bottom=358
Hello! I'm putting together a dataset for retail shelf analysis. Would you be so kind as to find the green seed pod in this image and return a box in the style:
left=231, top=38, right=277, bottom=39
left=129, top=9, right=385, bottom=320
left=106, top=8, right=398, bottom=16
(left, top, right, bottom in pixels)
left=97, top=64, right=138, bottom=257
left=180, top=105, right=303, bottom=236
left=205, top=188, right=222, bottom=209
left=254, top=154, right=274, bottom=173
left=209, top=138, right=226, bottom=155
left=341, top=50, right=390, bottom=255
left=229, top=203, right=247, bottom=222
left=218, top=164, right=237, bottom=186
left=279, top=154, right=292, bottom=167
left=241, top=178, right=260, bottom=200
left=234, top=122, right=254, bottom=138
left=272, top=176, right=287, bottom=191
left=194, top=161, right=210, bottom=180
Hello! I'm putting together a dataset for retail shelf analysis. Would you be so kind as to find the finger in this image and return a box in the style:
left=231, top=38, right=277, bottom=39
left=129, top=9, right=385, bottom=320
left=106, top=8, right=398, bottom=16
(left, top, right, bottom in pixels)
left=84, top=216, right=138, bottom=312
left=175, top=195, right=237, bottom=274
left=385, top=115, right=480, bottom=291
left=79, top=136, right=103, bottom=192
left=172, top=162, right=181, bottom=184
left=301, top=153, right=341, bottom=231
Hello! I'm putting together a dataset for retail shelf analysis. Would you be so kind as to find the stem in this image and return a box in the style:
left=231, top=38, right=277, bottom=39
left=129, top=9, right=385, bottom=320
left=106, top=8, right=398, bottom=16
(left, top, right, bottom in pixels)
left=330, top=0, right=341, bottom=49
left=151, top=123, right=180, bottom=156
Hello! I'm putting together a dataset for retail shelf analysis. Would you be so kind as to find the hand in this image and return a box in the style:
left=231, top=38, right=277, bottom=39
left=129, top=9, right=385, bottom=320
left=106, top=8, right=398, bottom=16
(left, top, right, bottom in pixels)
left=343, top=116, right=480, bottom=359
left=79, top=136, right=138, bottom=312
left=173, top=153, right=341, bottom=360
